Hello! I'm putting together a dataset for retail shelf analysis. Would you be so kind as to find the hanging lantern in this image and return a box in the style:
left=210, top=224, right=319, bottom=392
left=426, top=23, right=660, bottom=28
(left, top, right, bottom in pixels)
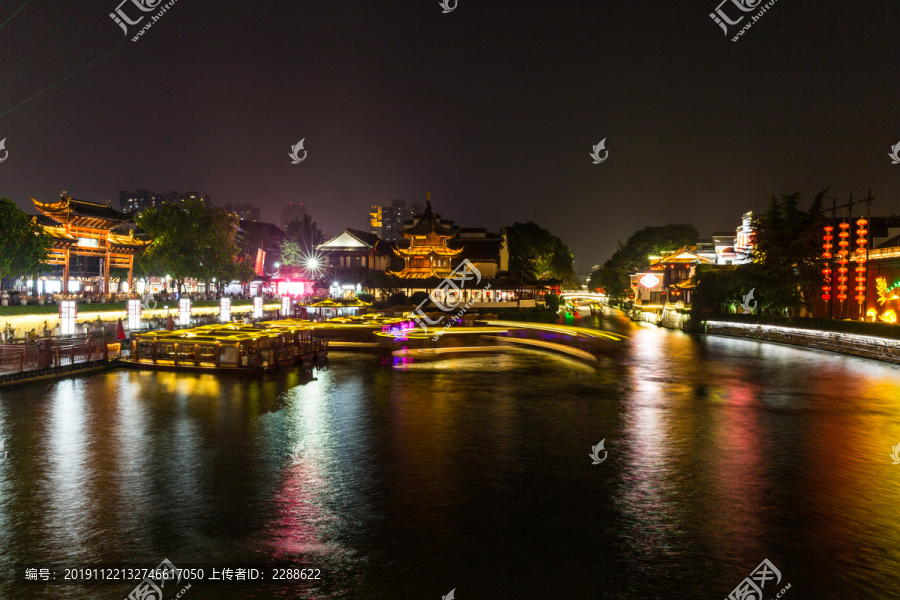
left=836, top=222, right=850, bottom=302
left=822, top=225, right=834, bottom=300
left=855, top=218, right=868, bottom=305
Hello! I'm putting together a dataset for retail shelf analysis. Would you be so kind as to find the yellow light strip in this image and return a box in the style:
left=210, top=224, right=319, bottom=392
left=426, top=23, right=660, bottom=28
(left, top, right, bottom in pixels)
left=484, top=320, right=626, bottom=341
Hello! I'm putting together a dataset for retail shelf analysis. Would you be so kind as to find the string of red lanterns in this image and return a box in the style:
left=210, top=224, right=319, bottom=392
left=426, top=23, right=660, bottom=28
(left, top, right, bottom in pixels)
left=836, top=222, right=850, bottom=303
left=822, top=225, right=833, bottom=301
left=855, top=218, right=868, bottom=308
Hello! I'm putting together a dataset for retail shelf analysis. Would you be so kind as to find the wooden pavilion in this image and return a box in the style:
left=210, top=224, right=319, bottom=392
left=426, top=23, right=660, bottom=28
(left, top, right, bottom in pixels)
left=388, top=193, right=462, bottom=278
left=32, top=193, right=147, bottom=294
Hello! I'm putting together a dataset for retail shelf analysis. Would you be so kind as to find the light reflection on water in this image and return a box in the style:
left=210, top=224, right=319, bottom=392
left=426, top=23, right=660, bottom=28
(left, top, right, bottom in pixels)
left=1, top=314, right=900, bottom=598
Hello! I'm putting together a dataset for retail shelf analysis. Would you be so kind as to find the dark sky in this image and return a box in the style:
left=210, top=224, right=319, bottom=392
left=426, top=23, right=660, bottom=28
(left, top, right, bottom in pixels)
left=2, top=0, right=899, bottom=269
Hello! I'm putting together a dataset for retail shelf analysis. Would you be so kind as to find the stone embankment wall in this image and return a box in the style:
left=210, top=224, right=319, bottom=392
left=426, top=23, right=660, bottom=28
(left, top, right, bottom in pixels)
left=703, top=320, right=900, bottom=365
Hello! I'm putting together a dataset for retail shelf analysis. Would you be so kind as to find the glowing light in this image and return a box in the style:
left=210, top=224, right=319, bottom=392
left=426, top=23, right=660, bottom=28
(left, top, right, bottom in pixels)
left=127, top=298, right=142, bottom=330
left=855, top=218, right=868, bottom=307
left=253, top=296, right=264, bottom=319
left=219, top=297, right=231, bottom=323
left=639, top=274, right=661, bottom=288
left=281, top=295, right=291, bottom=317
left=298, top=250, right=325, bottom=278
left=822, top=225, right=834, bottom=300
left=837, top=222, right=850, bottom=302
left=179, top=297, right=192, bottom=326
left=705, top=321, right=900, bottom=347
left=60, top=300, right=77, bottom=336
left=883, top=310, right=897, bottom=324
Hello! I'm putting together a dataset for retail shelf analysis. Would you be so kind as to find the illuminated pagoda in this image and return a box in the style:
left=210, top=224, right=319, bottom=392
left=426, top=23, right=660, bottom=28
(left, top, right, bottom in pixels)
left=389, top=192, right=462, bottom=279
left=32, top=193, right=147, bottom=294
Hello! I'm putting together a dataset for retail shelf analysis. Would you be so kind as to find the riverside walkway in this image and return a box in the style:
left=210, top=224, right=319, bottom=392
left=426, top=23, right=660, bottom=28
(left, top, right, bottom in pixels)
left=0, top=338, right=124, bottom=386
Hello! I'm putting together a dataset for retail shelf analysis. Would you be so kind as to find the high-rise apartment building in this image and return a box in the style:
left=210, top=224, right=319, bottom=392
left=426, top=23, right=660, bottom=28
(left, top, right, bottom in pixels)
left=223, top=203, right=261, bottom=221
left=373, top=199, right=423, bottom=242
left=119, top=190, right=210, bottom=214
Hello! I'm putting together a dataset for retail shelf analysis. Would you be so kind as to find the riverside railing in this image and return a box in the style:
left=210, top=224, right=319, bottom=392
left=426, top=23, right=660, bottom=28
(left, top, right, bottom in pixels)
left=0, top=339, right=123, bottom=381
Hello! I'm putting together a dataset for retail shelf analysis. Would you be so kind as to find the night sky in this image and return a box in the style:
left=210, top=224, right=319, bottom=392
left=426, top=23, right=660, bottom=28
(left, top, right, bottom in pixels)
left=1, top=0, right=899, bottom=269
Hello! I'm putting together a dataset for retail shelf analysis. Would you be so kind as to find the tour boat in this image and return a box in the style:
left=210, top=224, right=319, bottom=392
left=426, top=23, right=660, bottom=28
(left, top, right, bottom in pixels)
left=122, top=321, right=328, bottom=373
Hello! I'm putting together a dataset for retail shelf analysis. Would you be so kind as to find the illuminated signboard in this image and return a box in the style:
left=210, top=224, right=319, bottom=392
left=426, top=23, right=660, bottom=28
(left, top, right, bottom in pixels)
left=76, top=237, right=100, bottom=248
left=253, top=296, right=264, bottom=319
left=281, top=296, right=291, bottom=317
left=639, top=274, right=661, bottom=288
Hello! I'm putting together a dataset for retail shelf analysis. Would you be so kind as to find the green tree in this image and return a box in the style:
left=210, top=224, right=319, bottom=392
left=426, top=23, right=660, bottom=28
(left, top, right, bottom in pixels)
left=692, top=190, right=829, bottom=318
left=545, top=292, right=561, bottom=312
left=588, top=265, right=621, bottom=296
left=0, top=198, right=51, bottom=293
left=596, top=224, right=699, bottom=299
left=503, top=221, right=577, bottom=285
left=280, top=214, right=325, bottom=266
left=749, top=190, right=827, bottom=316
left=368, top=271, right=403, bottom=299
left=409, top=291, right=431, bottom=306
left=239, top=222, right=278, bottom=269
left=137, top=201, right=249, bottom=292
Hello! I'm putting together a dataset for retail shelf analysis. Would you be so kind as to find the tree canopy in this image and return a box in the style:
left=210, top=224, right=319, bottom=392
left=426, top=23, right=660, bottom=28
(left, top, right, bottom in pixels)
left=503, top=221, right=577, bottom=286
left=239, top=221, right=279, bottom=269
left=137, top=200, right=252, bottom=291
left=693, top=190, right=828, bottom=317
left=0, top=198, right=51, bottom=283
left=280, top=214, right=325, bottom=267
left=591, top=224, right=698, bottom=298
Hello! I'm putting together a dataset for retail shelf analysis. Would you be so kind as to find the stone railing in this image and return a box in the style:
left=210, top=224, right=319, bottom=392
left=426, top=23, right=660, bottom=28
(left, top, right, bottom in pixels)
left=703, top=320, right=900, bottom=365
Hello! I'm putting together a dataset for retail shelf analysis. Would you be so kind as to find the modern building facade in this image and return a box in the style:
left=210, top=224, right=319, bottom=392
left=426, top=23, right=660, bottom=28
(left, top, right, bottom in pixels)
left=370, top=199, right=424, bottom=242
left=224, top=203, right=261, bottom=221
left=119, top=190, right=210, bottom=214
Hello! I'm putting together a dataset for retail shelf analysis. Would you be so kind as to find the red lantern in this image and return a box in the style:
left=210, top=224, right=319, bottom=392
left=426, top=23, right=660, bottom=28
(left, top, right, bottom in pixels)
left=836, top=222, right=851, bottom=302
left=822, top=225, right=834, bottom=300
left=855, top=218, right=868, bottom=308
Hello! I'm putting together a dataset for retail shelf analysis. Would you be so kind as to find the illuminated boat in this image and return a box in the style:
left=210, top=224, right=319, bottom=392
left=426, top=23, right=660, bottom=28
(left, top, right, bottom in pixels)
left=121, top=322, right=328, bottom=373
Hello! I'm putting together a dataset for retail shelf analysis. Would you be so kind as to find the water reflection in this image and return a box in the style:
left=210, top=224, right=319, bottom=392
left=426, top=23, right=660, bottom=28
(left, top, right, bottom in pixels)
left=1, top=316, right=900, bottom=598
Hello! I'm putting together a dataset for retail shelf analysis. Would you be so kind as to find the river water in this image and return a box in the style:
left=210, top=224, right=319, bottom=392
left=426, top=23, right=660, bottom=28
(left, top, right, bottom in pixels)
left=1, top=309, right=899, bottom=599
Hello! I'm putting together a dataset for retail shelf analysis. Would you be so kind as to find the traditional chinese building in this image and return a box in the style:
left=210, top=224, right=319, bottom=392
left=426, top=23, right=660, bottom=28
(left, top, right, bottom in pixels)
left=630, top=247, right=714, bottom=326
left=388, top=193, right=462, bottom=279
left=33, top=194, right=147, bottom=294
